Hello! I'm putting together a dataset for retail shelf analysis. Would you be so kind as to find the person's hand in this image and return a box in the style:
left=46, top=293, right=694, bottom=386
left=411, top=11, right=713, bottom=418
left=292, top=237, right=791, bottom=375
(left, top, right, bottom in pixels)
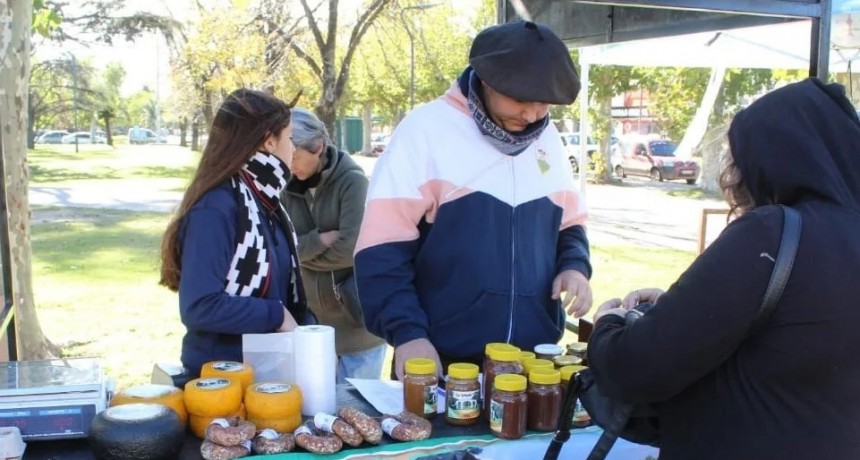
left=594, top=298, right=629, bottom=322
left=319, top=230, right=340, bottom=247
left=277, top=308, right=299, bottom=332
left=552, top=269, right=593, bottom=318
left=393, top=338, right=443, bottom=380
left=621, top=288, right=665, bottom=309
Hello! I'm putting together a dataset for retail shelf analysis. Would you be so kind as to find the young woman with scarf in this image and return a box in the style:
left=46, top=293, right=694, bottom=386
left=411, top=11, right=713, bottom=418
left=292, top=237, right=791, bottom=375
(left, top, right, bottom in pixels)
left=160, top=89, right=311, bottom=378
left=282, top=108, right=386, bottom=383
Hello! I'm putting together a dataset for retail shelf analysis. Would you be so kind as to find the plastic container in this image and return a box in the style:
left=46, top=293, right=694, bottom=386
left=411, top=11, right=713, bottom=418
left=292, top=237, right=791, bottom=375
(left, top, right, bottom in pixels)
left=403, top=358, right=438, bottom=419
left=483, top=345, right=523, bottom=420
left=534, top=343, right=564, bottom=361
left=445, top=363, right=481, bottom=426
left=489, top=374, right=528, bottom=439
left=527, top=368, right=562, bottom=431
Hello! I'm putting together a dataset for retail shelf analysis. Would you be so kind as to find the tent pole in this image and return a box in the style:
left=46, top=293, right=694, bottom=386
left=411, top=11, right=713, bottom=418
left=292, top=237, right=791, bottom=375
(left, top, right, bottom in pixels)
left=810, top=0, right=832, bottom=80
left=579, top=53, right=591, bottom=195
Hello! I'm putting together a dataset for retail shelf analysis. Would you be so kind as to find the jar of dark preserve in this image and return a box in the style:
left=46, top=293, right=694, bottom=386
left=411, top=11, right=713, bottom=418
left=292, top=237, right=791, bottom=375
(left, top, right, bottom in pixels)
left=483, top=345, right=522, bottom=420
left=559, top=365, right=590, bottom=428
left=527, top=368, right=562, bottom=431
left=521, top=358, right=554, bottom=377
left=489, top=373, right=528, bottom=439
left=403, top=358, right=437, bottom=419
left=534, top=343, right=564, bottom=361
left=445, top=363, right=481, bottom=426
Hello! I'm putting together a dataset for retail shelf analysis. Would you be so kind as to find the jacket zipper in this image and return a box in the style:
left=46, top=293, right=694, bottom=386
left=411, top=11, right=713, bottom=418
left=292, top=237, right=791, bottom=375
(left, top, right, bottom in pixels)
left=266, top=214, right=279, bottom=246
left=506, top=157, right=516, bottom=342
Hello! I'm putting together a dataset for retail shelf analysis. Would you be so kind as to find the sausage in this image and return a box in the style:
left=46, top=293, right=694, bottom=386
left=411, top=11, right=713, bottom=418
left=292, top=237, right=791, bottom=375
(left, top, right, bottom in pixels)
left=251, top=429, right=295, bottom=455
left=294, top=421, right=343, bottom=454
left=200, top=439, right=251, bottom=460
left=313, top=412, right=363, bottom=447
left=381, top=411, right=433, bottom=442
left=339, top=407, right=383, bottom=444
left=204, top=417, right=256, bottom=446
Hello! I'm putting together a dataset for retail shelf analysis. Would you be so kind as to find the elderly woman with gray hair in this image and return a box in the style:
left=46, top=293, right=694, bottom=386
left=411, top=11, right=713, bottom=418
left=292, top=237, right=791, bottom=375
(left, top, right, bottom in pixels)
left=281, top=108, right=386, bottom=382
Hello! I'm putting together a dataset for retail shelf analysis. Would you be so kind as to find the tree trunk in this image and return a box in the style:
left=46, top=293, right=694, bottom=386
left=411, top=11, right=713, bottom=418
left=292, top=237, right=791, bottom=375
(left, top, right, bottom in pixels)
left=316, top=104, right=337, bottom=149
left=0, top=0, right=58, bottom=359
left=191, top=120, right=200, bottom=152
left=179, top=117, right=188, bottom=148
left=362, top=104, right=372, bottom=155
left=700, top=89, right=728, bottom=193
left=105, top=118, right=114, bottom=146
left=27, top=91, right=36, bottom=149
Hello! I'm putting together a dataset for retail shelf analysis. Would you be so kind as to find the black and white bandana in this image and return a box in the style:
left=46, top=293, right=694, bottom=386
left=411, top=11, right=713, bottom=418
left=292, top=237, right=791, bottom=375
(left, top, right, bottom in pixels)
left=225, top=151, right=306, bottom=313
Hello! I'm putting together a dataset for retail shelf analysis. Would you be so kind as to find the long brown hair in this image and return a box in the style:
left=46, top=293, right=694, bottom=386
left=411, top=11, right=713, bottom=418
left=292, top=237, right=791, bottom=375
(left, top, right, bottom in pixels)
left=160, top=89, right=292, bottom=291
left=719, top=149, right=755, bottom=220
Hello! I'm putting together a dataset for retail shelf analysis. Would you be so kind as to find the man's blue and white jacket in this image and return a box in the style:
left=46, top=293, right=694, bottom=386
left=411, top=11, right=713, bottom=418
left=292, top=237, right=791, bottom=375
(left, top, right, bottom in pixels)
left=354, top=84, right=591, bottom=362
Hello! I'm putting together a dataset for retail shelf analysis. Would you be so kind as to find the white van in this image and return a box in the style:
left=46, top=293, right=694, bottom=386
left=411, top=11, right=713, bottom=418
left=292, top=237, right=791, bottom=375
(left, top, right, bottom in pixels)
left=128, top=127, right=167, bottom=145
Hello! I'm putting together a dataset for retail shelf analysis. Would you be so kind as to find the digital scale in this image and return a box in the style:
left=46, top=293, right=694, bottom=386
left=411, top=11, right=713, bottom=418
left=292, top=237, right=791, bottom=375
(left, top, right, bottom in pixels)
left=0, top=358, right=109, bottom=441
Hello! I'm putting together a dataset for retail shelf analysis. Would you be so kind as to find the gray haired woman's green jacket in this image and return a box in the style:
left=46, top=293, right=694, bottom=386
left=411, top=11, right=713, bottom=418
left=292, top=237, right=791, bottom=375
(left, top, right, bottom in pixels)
left=282, top=146, right=384, bottom=355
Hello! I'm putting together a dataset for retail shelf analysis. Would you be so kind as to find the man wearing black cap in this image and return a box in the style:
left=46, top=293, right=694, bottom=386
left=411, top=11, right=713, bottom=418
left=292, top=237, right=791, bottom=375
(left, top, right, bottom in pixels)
left=355, top=20, right=592, bottom=378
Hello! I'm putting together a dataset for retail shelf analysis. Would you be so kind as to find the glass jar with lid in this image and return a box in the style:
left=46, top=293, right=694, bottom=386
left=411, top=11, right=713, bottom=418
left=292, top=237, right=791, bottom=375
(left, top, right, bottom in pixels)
left=566, top=341, right=588, bottom=365
left=445, top=363, right=481, bottom=426
left=520, top=358, right=554, bottom=376
left=483, top=345, right=522, bottom=420
left=552, top=354, right=583, bottom=370
left=559, top=365, right=590, bottom=428
left=534, top=343, right=564, bottom=361
left=489, top=374, right=528, bottom=439
left=403, top=358, right=437, bottom=419
left=527, top=367, right=562, bottom=431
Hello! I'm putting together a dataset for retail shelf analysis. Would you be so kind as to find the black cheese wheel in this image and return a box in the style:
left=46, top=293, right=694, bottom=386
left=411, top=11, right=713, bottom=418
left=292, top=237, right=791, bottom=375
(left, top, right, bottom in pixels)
left=89, top=403, right=185, bottom=460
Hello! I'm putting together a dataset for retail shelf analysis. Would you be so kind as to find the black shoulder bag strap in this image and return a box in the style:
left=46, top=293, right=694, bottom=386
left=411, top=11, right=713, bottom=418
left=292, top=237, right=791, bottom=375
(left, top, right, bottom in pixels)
left=753, top=205, right=802, bottom=331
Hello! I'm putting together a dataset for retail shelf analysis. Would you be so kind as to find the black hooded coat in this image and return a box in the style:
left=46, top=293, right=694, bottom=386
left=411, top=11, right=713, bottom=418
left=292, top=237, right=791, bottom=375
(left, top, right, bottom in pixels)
left=588, top=79, right=860, bottom=460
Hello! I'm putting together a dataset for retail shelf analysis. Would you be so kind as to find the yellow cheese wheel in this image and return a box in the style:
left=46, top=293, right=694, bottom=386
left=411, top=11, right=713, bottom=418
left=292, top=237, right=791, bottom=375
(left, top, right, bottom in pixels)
left=184, top=377, right=242, bottom=417
left=188, top=404, right=247, bottom=439
left=200, top=361, right=254, bottom=393
left=246, top=414, right=302, bottom=434
left=110, top=384, right=187, bottom=425
left=244, top=382, right=302, bottom=421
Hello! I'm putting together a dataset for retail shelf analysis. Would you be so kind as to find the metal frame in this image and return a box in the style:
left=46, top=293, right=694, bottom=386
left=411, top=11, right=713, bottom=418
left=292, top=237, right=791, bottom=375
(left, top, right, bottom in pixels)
left=0, top=116, right=17, bottom=361
left=498, top=0, right=832, bottom=79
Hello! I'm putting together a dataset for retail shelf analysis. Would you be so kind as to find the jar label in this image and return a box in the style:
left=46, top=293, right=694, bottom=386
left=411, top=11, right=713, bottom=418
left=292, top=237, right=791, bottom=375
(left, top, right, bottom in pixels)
left=573, top=398, right=591, bottom=424
left=424, top=384, right=438, bottom=415
left=447, top=389, right=480, bottom=420
left=489, top=399, right=504, bottom=433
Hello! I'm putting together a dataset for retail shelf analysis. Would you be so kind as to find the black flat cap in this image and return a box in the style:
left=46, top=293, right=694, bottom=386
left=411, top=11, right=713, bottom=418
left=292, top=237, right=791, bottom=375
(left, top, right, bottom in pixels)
left=469, top=20, right=580, bottom=105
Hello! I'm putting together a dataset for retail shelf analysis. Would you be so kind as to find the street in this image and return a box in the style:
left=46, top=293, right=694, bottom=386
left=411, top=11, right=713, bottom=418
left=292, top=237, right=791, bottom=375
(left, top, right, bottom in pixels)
left=29, top=149, right=727, bottom=252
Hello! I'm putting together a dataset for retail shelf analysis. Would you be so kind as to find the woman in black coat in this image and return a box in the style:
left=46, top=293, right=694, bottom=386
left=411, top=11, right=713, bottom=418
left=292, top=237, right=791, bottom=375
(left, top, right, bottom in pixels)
left=588, top=79, right=860, bottom=460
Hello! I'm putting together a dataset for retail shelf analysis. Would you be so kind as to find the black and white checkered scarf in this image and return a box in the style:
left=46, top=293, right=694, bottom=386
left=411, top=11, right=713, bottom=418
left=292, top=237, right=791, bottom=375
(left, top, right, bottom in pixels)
left=225, top=151, right=306, bottom=312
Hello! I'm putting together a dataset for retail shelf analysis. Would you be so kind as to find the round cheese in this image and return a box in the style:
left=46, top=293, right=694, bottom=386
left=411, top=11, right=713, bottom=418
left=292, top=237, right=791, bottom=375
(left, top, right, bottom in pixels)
left=110, top=384, right=187, bottom=425
left=200, top=361, right=254, bottom=393
left=244, top=382, right=302, bottom=421
left=246, top=414, right=302, bottom=434
left=89, top=403, right=184, bottom=460
left=188, top=403, right=246, bottom=440
left=184, top=377, right=242, bottom=417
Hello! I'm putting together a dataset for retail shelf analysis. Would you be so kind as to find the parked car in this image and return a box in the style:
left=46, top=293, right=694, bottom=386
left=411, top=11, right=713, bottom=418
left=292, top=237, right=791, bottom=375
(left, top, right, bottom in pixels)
left=561, top=133, right=619, bottom=173
left=128, top=127, right=167, bottom=145
left=369, top=134, right=389, bottom=156
left=614, top=137, right=700, bottom=184
left=61, top=132, right=106, bottom=144
left=36, top=130, right=69, bottom=144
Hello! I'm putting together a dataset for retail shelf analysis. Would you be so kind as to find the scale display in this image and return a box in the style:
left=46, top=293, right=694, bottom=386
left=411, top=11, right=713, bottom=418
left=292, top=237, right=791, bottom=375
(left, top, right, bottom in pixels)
left=0, top=404, right=96, bottom=439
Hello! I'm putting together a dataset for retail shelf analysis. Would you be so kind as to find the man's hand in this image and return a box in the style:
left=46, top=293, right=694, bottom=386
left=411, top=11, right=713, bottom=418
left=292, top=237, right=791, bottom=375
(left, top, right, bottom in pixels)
left=621, top=288, right=665, bottom=309
left=552, top=269, right=592, bottom=318
left=594, top=298, right=628, bottom=322
left=319, top=230, right=341, bottom=247
left=393, top=338, right=443, bottom=380
left=277, top=308, right=298, bottom=332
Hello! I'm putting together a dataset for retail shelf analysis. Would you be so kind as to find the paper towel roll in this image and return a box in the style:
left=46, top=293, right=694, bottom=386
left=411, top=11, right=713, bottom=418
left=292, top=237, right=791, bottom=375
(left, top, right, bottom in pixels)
left=294, top=325, right=337, bottom=416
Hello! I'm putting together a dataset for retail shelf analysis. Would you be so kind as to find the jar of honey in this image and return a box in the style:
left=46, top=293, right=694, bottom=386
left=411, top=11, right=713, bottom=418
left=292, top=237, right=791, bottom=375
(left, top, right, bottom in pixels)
left=552, top=355, right=583, bottom=370
left=519, top=351, right=536, bottom=363
left=534, top=343, right=564, bottom=361
left=445, top=363, right=481, bottom=426
left=520, top=358, right=554, bottom=376
left=527, top=368, right=562, bottom=431
left=483, top=345, right=523, bottom=420
left=559, top=365, right=590, bottom=428
left=403, top=358, right=437, bottom=419
left=489, top=374, right=528, bottom=439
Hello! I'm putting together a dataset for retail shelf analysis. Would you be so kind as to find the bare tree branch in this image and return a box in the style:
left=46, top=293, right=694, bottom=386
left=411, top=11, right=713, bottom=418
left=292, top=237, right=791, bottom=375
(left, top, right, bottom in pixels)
left=290, top=42, right=324, bottom=82
left=298, top=0, right=327, bottom=56
left=335, top=0, right=391, bottom=99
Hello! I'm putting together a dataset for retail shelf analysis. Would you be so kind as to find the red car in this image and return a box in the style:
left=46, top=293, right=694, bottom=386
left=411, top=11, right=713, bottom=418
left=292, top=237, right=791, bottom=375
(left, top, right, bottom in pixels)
left=614, top=139, right=700, bottom=184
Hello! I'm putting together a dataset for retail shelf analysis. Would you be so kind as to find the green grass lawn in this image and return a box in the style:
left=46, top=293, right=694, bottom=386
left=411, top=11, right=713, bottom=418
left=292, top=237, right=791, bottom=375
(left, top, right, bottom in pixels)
left=27, top=144, right=697, bottom=389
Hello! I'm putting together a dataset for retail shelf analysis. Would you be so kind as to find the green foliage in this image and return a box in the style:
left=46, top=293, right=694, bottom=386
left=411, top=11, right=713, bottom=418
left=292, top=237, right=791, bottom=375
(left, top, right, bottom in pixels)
left=32, top=0, right=62, bottom=37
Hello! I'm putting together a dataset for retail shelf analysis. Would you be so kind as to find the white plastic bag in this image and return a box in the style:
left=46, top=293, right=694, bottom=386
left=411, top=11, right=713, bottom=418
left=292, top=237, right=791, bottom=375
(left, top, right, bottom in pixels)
left=242, top=332, right=295, bottom=383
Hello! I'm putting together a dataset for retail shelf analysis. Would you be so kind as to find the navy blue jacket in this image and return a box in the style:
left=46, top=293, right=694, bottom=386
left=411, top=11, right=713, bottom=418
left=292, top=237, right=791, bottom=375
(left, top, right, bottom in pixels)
left=178, top=181, right=307, bottom=377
